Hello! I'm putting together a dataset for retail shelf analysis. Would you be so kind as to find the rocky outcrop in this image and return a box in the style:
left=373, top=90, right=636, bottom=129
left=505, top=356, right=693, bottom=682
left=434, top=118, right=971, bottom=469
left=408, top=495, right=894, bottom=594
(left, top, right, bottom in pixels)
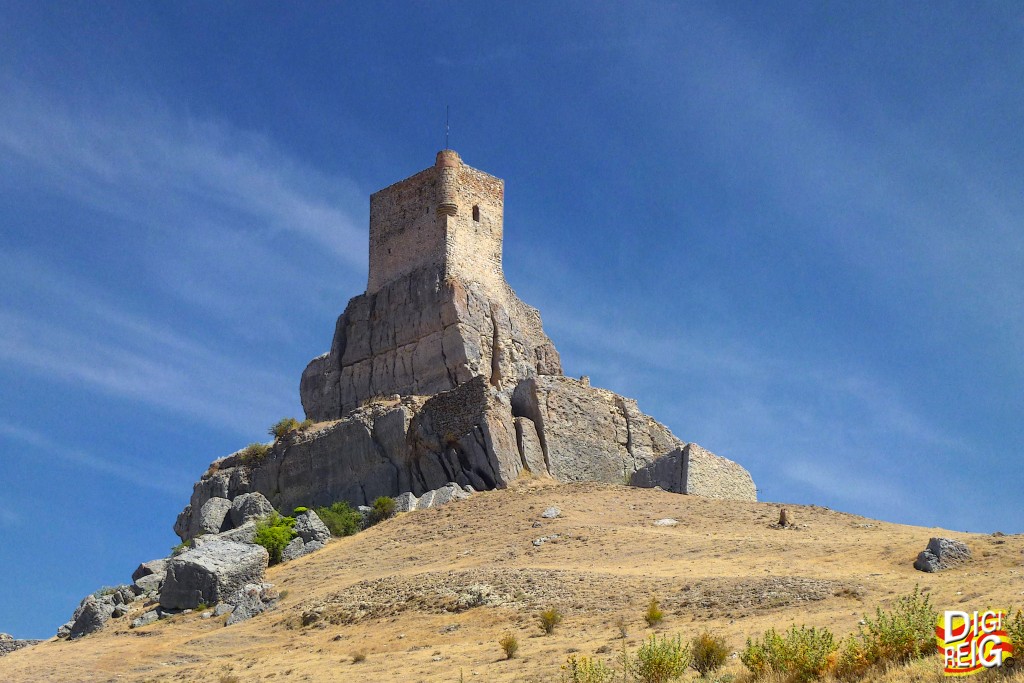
left=300, top=269, right=562, bottom=422
left=0, top=634, right=41, bottom=657
left=160, top=539, right=269, bottom=610
left=914, top=537, right=971, bottom=572
left=230, top=492, right=275, bottom=527
left=171, top=149, right=758, bottom=543
left=630, top=443, right=757, bottom=501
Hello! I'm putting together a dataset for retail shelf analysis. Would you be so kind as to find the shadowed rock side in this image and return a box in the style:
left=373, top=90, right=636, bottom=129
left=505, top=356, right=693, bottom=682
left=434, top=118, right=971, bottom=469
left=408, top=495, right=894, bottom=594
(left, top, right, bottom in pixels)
left=300, top=268, right=561, bottom=422
left=175, top=376, right=756, bottom=542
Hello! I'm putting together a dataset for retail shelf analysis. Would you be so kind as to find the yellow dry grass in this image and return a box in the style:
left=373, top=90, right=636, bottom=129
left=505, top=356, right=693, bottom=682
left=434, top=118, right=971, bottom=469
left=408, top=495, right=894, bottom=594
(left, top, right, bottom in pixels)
left=1, top=478, right=1021, bottom=682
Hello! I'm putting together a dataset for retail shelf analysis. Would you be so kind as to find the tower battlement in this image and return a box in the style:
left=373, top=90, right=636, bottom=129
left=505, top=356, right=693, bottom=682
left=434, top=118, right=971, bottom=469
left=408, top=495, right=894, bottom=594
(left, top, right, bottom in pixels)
left=367, top=150, right=505, bottom=295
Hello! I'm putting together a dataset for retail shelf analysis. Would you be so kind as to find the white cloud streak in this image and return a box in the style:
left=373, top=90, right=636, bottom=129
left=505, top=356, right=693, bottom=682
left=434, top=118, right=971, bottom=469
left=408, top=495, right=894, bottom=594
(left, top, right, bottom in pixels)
left=0, top=423, right=181, bottom=497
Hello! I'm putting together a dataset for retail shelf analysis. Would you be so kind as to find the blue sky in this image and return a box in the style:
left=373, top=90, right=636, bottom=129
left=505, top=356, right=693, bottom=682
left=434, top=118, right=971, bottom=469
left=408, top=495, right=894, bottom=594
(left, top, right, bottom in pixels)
left=1, top=3, right=1021, bottom=639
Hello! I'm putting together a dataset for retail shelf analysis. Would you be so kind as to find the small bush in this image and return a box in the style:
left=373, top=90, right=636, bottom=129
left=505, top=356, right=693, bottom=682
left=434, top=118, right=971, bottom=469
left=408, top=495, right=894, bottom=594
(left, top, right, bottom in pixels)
left=1007, top=608, right=1024, bottom=650
left=644, top=597, right=664, bottom=627
left=630, top=634, right=691, bottom=683
left=691, top=631, right=729, bottom=676
left=269, top=417, right=301, bottom=439
left=253, top=512, right=297, bottom=564
left=499, top=631, right=519, bottom=659
left=740, top=625, right=836, bottom=682
left=561, top=654, right=615, bottom=683
left=833, top=636, right=871, bottom=681
left=540, top=606, right=564, bottom=634
left=351, top=652, right=366, bottom=664
left=317, top=501, right=363, bottom=537
left=238, top=442, right=271, bottom=465
left=368, top=496, right=396, bottom=525
left=292, top=506, right=309, bottom=515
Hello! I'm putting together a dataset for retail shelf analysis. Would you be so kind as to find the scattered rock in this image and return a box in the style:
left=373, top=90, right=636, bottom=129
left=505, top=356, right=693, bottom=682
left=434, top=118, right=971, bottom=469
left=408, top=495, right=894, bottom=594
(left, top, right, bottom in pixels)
left=653, top=518, right=678, bottom=527
left=130, top=610, right=159, bottom=629
left=0, top=635, right=42, bottom=657
left=229, top=492, right=276, bottom=527
left=294, top=510, right=331, bottom=545
left=214, top=603, right=234, bottom=617
left=532, top=534, right=560, bottom=547
left=214, top=521, right=258, bottom=545
left=225, top=582, right=278, bottom=626
left=195, top=497, right=233, bottom=536
left=914, top=538, right=971, bottom=572
left=68, top=596, right=115, bottom=639
left=131, top=559, right=168, bottom=583
left=541, top=506, right=561, bottom=519
left=160, top=538, right=269, bottom=610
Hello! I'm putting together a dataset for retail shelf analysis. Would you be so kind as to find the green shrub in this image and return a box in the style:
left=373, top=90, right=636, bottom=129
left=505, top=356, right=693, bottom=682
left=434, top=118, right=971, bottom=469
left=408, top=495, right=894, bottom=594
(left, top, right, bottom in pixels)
left=238, top=442, right=271, bottom=465
left=253, top=512, right=297, bottom=564
left=292, top=506, right=309, bottom=515
left=499, top=631, right=519, bottom=659
left=1007, top=608, right=1024, bottom=650
left=691, top=631, right=729, bottom=676
left=171, top=541, right=188, bottom=556
left=540, top=606, right=564, bottom=634
left=644, top=597, right=664, bottom=627
left=856, top=585, right=937, bottom=667
left=368, top=496, right=396, bottom=525
left=740, top=625, right=836, bottom=682
left=561, top=654, right=615, bottom=683
left=316, top=501, right=363, bottom=537
left=629, top=634, right=691, bottom=683
left=833, top=636, right=871, bottom=681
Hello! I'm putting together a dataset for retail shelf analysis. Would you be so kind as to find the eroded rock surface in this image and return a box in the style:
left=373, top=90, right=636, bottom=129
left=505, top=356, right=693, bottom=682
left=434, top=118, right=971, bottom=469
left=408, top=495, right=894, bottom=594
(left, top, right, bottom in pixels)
left=160, top=539, right=269, bottom=610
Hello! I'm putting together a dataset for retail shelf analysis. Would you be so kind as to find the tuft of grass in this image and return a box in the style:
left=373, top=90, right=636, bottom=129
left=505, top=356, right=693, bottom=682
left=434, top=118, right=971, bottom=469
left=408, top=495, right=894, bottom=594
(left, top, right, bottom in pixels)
left=629, top=633, right=691, bottom=683
left=540, top=606, right=564, bottom=635
left=238, top=442, right=271, bottom=466
left=499, top=632, right=519, bottom=659
left=253, top=512, right=297, bottom=565
left=218, top=675, right=240, bottom=683
left=616, top=616, right=629, bottom=639
left=644, top=597, right=665, bottom=627
left=317, top=501, right=363, bottom=537
left=561, top=654, right=615, bottom=683
left=691, top=631, right=729, bottom=676
left=351, top=652, right=366, bottom=664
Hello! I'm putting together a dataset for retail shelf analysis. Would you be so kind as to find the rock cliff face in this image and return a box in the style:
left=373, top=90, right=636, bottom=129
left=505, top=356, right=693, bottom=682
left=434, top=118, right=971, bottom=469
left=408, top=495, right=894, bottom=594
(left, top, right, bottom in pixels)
left=174, top=150, right=757, bottom=541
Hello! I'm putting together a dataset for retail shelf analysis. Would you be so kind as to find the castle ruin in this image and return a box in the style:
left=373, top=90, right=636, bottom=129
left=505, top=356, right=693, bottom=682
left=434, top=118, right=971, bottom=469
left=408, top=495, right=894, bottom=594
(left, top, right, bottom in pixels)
left=174, top=150, right=756, bottom=541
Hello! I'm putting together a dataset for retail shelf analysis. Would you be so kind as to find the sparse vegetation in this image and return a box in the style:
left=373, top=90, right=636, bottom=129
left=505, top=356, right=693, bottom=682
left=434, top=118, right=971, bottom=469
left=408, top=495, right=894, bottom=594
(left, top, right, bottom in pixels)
left=561, top=654, right=615, bottom=683
left=616, top=616, right=629, bottom=639
left=368, top=496, right=396, bottom=525
left=351, top=652, right=366, bottom=664
left=170, top=541, right=188, bottom=556
left=499, top=632, right=519, bottom=659
left=834, top=585, right=936, bottom=680
left=269, top=417, right=314, bottom=439
left=539, top=606, right=564, bottom=634
left=218, top=675, right=240, bottom=683
left=741, top=624, right=836, bottom=682
left=628, top=634, right=691, bottom=683
left=292, top=506, right=309, bottom=515
left=238, top=442, right=272, bottom=465
left=253, top=512, right=297, bottom=564
left=644, top=597, right=665, bottom=627
left=691, top=631, right=729, bottom=676
left=1007, top=608, right=1024, bottom=651
left=317, top=501, right=363, bottom=537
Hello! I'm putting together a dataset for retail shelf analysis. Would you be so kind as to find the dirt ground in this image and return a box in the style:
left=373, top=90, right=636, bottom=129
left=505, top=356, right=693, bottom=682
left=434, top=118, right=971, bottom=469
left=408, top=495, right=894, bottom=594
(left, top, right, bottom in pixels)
left=2, top=478, right=1021, bottom=682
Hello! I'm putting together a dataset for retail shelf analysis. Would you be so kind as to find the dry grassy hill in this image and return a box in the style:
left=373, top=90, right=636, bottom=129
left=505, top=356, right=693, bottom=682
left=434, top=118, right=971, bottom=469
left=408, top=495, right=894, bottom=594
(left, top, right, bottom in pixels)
left=2, top=479, right=1021, bottom=682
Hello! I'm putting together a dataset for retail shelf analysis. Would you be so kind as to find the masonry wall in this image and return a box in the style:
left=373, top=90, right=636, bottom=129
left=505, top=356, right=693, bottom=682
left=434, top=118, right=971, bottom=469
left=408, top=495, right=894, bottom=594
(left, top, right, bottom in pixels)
left=443, top=164, right=505, bottom=295
left=367, top=168, right=444, bottom=294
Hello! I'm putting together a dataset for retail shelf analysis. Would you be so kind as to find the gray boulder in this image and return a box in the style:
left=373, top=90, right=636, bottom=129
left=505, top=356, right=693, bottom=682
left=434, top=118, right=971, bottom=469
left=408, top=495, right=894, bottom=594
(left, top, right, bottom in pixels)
left=914, top=537, right=971, bottom=572
left=131, top=559, right=168, bottom=583
left=68, top=596, right=115, bottom=639
left=229, top=492, right=275, bottom=527
left=281, top=537, right=306, bottom=563
left=130, top=610, right=159, bottom=629
left=541, top=506, right=561, bottom=519
left=215, top=521, right=258, bottom=545
left=134, top=574, right=163, bottom=595
left=394, top=491, right=418, bottom=512
left=160, top=538, right=269, bottom=610
left=195, top=497, right=233, bottom=536
left=293, top=510, right=331, bottom=545
left=225, top=583, right=279, bottom=626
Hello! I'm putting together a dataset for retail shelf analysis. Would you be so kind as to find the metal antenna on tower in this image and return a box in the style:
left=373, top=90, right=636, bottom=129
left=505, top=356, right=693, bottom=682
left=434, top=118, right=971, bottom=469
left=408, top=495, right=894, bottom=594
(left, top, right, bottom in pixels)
left=445, top=105, right=450, bottom=150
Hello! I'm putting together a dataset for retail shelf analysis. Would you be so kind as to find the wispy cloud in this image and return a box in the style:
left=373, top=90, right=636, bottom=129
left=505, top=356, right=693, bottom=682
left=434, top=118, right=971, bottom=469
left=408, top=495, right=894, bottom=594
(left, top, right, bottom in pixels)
left=0, top=423, right=182, bottom=496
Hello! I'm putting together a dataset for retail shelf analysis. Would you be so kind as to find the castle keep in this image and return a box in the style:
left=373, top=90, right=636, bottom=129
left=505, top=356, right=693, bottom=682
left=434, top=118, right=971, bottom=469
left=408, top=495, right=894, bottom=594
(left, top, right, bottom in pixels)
left=175, top=150, right=756, bottom=541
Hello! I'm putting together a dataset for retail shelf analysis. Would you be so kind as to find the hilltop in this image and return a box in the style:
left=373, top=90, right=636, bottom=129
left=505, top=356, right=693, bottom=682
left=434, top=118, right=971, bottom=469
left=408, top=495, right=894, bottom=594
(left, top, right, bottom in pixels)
left=2, top=480, right=1020, bottom=682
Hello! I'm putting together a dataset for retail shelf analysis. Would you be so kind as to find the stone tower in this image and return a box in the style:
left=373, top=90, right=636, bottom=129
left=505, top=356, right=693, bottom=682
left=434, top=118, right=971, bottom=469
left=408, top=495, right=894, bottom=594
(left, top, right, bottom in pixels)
left=300, top=150, right=562, bottom=421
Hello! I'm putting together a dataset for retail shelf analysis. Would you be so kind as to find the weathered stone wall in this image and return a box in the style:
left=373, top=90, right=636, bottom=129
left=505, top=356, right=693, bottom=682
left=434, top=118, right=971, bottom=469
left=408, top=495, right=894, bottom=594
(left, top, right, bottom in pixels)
left=367, top=167, right=444, bottom=295
left=443, top=162, right=505, bottom=295
left=630, top=443, right=757, bottom=501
